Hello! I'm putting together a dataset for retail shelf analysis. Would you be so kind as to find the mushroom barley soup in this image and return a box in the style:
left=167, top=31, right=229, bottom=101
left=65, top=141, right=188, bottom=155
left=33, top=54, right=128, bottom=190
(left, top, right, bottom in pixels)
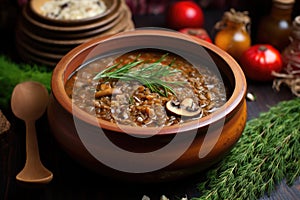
left=65, top=49, right=227, bottom=127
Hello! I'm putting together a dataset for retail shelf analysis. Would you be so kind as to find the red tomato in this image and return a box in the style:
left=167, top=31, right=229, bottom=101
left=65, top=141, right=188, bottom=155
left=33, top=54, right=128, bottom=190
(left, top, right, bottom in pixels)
left=179, top=28, right=212, bottom=43
left=239, top=44, right=283, bottom=81
left=166, top=1, right=204, bottom=30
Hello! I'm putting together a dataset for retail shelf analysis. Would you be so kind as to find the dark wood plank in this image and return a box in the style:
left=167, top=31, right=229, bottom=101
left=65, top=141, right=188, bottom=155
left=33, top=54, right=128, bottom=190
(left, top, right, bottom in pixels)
left=260, top=178, right=300, bottom=200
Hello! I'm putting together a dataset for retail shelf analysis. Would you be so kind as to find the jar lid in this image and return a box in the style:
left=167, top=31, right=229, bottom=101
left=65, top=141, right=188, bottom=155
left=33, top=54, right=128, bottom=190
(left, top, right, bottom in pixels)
left=273, top=0, right=295, bottom=4
left=273, top=0, right=295, bottom=9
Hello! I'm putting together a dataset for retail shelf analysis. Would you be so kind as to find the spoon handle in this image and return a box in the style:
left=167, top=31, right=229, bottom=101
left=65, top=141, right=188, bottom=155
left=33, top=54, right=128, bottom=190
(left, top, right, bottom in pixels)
left=25, top=119, right=50, bottom=169
left=16, top=119, right=53, bottom=183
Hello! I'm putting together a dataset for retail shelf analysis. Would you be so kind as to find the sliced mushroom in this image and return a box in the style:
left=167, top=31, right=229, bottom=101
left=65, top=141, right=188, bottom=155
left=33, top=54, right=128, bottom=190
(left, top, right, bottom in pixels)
left=95, top=88, right=122, bottom=98
left=166, top=98, right=202, bottom=117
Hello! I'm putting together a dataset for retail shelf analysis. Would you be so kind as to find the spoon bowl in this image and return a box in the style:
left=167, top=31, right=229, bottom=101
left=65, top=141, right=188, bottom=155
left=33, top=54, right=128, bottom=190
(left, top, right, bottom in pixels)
left=11, top=81, right=53, bottom=183
left=11, top=81, right=49, bottom=121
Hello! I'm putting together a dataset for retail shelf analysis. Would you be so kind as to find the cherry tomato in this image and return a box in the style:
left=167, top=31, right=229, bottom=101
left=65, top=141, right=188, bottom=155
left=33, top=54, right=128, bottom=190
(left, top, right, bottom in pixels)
left=239, top=44, right=283, bottom=81
left=166, top=1, right=204, bottom=30
left=179, top=28, right=212, bottom=43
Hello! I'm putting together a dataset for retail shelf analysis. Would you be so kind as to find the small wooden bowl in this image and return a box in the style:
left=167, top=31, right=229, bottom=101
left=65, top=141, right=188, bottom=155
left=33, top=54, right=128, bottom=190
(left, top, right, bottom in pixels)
left=15, top=1, right=134, bottom=68
left=24, top=0, right=122, bottom=33
left=19, top=9, right=133, bottom=46
left=16, top=28, right=75, bottom=55
left=16, top=35, right=64, bottom=60
left=23, top=5, right=127, bottom=40
left=29, top=0, right=118, bottom=26
left=48, top=29, right=247, bottom=182
left=16, top=44, right=58, bottom=67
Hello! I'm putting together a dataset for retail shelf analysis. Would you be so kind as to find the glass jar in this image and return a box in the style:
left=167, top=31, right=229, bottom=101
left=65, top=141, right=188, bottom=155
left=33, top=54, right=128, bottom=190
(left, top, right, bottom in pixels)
left=256, top=0, right=295, bottom=51
left=214, top=9, right=251, bottom=61
left=281, top=15, right=300, bottom=75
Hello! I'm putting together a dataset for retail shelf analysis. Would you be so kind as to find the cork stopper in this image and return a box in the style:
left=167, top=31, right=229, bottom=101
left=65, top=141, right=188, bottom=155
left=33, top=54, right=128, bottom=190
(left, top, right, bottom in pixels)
left=222, top=8, right=250, bottom=25
left=291, top=16, right=300, bottom=39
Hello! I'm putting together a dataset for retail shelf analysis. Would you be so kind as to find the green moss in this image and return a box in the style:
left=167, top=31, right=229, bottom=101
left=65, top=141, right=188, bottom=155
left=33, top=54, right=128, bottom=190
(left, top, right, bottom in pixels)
left=0, top=55, right=52, bottom=109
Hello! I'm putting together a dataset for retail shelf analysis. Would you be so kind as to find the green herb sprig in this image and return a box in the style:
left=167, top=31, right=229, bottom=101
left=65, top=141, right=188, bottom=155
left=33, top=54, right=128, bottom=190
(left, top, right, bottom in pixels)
left=93, top=54, right=183, bottom=97
left=192, top=98, right=300, bottom=200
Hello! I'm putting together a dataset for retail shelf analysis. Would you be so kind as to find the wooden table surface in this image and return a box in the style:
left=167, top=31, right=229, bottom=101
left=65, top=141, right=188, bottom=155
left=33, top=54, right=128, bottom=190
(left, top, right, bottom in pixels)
left=1, top=7, right=300, bottom=200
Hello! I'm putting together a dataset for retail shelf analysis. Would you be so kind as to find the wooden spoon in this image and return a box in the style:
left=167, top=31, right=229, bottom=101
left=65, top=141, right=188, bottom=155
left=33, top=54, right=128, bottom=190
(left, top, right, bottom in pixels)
left=11, top=81, right=53, bottom=183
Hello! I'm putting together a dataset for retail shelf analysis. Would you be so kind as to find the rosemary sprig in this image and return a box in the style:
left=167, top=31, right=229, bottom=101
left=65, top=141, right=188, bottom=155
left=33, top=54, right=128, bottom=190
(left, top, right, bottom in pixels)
left=192, top=98, right=300, bottom=200
left=93, top=54, right=183, bottom=97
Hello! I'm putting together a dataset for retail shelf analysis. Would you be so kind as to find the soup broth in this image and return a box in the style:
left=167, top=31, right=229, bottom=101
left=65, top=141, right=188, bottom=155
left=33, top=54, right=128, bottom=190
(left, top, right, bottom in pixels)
left=65, top=49, right=227, bottom=127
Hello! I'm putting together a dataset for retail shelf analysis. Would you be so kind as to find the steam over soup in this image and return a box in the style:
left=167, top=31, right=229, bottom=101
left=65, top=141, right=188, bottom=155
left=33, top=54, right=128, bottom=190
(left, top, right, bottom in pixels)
left=65, top=49, right=227, bottom=127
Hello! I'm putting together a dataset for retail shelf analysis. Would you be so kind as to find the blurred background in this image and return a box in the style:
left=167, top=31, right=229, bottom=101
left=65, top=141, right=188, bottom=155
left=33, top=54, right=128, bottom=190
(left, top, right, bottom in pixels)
left=1, top=0, right=300, bottom=60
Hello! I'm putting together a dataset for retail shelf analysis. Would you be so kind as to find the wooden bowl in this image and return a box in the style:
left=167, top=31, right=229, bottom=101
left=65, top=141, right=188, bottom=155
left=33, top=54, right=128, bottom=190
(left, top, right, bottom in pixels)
left=29, top=0, right=118, bottom=26
left=16, top=35, right=64, bottom=60
left=48, top=29, right=247, bottom=182
left=15, top=1, right=134, bottom=68
left=16, top=29, right=74, bottom=54
left=19, top=13, right=133, bottom=46
left=23, top=5, right=128, bottom=40
left=16, top=43, right=59, bottom=67
left=24, top=0, right=122, bottom=33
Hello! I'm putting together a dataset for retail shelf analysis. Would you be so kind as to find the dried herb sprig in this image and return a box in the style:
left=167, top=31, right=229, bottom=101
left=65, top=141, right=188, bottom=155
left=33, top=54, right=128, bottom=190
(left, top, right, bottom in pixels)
left=192, top=98, right=300, bottom=200
left=93, top=54, right=183, bottom=97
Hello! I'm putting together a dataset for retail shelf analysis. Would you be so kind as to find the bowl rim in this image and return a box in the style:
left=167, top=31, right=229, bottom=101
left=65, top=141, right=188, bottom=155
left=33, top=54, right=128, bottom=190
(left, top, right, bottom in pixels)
left=51, top=29, right=247, bottom=135
left=29, top=0, right=118, bottom=26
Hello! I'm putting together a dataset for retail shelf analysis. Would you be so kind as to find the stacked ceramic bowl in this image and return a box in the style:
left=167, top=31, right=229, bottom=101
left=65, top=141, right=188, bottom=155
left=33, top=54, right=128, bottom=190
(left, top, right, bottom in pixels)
left=15, top=0, right=135, bottom=67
